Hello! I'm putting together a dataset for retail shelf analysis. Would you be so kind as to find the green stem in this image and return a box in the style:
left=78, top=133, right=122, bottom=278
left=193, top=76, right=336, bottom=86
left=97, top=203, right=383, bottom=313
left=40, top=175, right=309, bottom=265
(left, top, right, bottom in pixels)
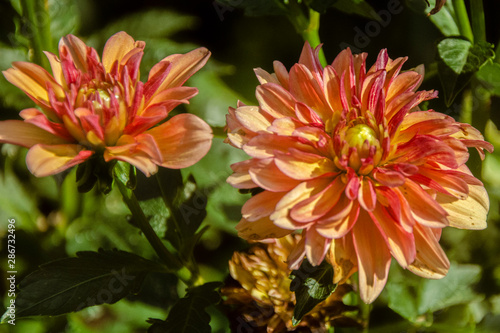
left=19, top=0, right=53, bottom=69
left=115, top=176, right=183, bottom=271
left=495, top=41, right=500, bottom=64
left=303, top=9, right=327, bottom=67
left=360, top=300, right=371, bottom=333
left=286, top=2, right=327, bottom=67
left=470, top=0, right=486, bottom=42
left=453, top=0, right=474, bottom=42
left=155, top=173, right=203, bottom=286
left=353, top=274, right=371, bottom=332
left=468, top=80, right=491, bottom=180
left=211, top=126, right=227, bottom=139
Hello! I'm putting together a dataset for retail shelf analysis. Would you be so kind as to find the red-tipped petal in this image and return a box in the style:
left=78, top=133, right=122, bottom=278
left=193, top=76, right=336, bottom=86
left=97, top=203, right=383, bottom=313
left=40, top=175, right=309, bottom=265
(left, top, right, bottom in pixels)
left=290, top=175, right=345, bottom=222
left=274, top=148, right=335, bottom=180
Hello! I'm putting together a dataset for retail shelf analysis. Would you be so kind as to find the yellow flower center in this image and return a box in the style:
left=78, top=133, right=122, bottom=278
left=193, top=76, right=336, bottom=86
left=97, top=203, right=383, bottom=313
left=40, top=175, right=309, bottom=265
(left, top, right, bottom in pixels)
left=93, top=88, right=112, bottom=109
left=345, top=124, right=378, bottom=150
left=344, top=124, right=380, bottom=171
left=76, top=81, right=115, bottom=112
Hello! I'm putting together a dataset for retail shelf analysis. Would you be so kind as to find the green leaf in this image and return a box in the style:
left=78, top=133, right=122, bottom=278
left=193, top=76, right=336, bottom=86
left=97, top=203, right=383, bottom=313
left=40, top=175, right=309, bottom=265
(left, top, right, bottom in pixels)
left=128, top=272, right=179, bottom=310
left=385, top=262, right=422, bottom=322
left=386, top=281, right=419, bottom=322
left=0, top=249, right=165, bottom=321
left=133, top=167, right=208, bottom=259
left=147, top=282, right=222, bottom=333
left=0, top=148, right=41, bottom=230
left=48, top=0, right=80, bottom=41
left=289, top=259, right=337, bottom=325
left=425, top=0, right=460, bottom=36
left=89, top=9, right=197, bottom=41
left=187, top=68, right=249, bottom=127
left=386, top=262, right=483, bottom=323
left=139, top=197, right=170, bottom=238
left=154, top=168, right=207, bottom=257
left=418, top=264, right=483, bottom=314
left=332, top=0, right=381, bottom=21
left=437, top=37, right=494, bottom=106
left=476, top=62, right=500, bottom=96
left=438, top=38, right=472, bottom=74
left=0, top=45, right=32, bottom=111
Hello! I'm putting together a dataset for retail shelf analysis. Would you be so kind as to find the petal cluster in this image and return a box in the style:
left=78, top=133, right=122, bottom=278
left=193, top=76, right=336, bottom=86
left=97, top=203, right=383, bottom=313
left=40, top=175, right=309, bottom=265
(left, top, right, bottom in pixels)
left=226, top=43, right=493, bottom=303
left=0, top=32, right=213, bottom=177
left=222, top=235, right=356, bottom=332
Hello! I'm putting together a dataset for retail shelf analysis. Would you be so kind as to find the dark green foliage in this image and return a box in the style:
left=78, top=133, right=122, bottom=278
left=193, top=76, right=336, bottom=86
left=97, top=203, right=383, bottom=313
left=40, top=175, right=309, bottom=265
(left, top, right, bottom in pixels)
left=437, top=37, right=494, bottom=106
left=0, top=249, right=166, bottom=321
left=147, top=282, right=222, bottom=333
left=290, top=259, right=337, bottom=325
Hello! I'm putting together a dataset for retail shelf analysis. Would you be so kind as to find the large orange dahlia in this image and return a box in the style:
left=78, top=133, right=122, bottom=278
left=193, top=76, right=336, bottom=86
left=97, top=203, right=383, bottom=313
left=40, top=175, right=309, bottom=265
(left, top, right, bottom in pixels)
left=226, top=43, right=494, bottom=303
left=0, top=32, right=212, bottom=178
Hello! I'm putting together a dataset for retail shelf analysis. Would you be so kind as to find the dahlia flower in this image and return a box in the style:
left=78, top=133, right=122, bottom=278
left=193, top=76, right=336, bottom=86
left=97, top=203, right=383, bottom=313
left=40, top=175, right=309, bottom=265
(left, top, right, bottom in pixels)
left=226, top=43, right=493, bottom=303
left=222, top=234, right=356, bottom=332
left=0, top=32, right=213, bottom=177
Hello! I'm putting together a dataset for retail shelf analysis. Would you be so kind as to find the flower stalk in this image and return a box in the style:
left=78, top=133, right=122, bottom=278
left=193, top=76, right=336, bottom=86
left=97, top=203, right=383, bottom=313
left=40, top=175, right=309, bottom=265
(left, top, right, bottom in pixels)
left=114, top=175, right=183, bottom=271
left=470, top=0, right=486, bottom=42
left=302, top=9, right=327, bottom=67
left=453, top=0, right=474, bottom=42
left=286, top=2, right=327, bottom=66
left=19, top=0, right=54, bottom=69
left=155, top=173, right=203, bottom=286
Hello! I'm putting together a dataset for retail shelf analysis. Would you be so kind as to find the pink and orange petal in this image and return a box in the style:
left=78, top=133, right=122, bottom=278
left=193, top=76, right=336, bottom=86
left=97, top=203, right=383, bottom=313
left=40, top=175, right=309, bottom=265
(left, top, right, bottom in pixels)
left=226, top=42, right=493, bottom=303
left=1, top=31, right=213, bottom=179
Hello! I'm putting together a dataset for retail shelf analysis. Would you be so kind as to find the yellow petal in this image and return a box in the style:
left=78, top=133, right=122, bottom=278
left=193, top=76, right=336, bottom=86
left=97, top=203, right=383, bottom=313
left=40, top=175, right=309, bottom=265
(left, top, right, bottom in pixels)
left=235, top=106, right=272, bottom=133
left=408, top=224, right=449, bottom=279
left=44, top=51, right=66, bottom=88
left=26, top=144, right=92, bottom=177
left=436, top=184, right=489, bottom=230
left=326, top=235, right=358, bottom=284
left=3, top=62, right=64, bottom=103
left=236, top=217, right=292, bottom=241
left=102, top=31, right=144, bottom=73
left=0, top=120, right=69, bottom=147
left=149, top=47, right=211, bottom=91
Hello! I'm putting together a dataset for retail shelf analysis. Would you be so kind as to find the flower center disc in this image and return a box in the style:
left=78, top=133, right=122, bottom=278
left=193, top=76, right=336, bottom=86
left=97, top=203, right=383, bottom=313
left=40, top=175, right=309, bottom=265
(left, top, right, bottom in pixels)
left=344, top=124, right=380, bottom=171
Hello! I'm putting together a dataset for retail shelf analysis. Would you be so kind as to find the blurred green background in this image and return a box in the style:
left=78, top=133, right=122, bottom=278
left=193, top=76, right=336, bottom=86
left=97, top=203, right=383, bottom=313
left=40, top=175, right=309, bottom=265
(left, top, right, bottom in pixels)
left=1, top=0, right=500, bottom=332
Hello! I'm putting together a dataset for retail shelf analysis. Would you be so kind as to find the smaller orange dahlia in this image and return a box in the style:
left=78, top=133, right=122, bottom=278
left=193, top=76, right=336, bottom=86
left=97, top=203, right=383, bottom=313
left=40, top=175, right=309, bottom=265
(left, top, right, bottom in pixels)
left=222, top=234, right=357, bottom=332
left=225, top=43, right=493, bottom=303
left=0, top=32, right=213, bottom=178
